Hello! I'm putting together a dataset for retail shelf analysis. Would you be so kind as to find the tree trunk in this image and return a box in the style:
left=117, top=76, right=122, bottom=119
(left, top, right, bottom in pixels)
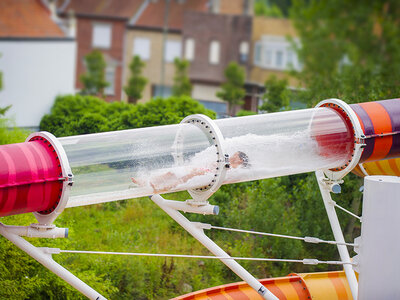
left=128, top=97, right=138, bottom=104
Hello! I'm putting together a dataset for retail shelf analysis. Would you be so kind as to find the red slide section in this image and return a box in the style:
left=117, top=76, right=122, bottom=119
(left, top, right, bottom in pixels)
left=0, top=136, right=63, bottom=217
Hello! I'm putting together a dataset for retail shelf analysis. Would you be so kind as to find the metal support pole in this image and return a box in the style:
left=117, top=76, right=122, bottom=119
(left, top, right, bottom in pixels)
left=160, top=0, right=170, bottom=97
left=315, top=171, right=358, bottom=300
left=0, top=223, right=106, bottom=300
left=150, top=194, right=278, bottom=300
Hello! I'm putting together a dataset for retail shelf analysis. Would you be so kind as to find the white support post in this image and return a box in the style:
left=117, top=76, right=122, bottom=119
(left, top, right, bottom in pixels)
left=150, top=194, right=278, bottom=300
left=315, top=171, right=358, bottom=300
left=0, top=223, right=106, bottom=300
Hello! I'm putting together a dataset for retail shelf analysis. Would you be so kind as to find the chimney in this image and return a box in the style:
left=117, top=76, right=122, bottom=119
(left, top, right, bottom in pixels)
left=47, top=0, right=58, bottom=21
left=244, top=0, right=254, bottom=16
left=67, top=10, right=76, bottom=38
left=209, top=0, right=220, bottom=14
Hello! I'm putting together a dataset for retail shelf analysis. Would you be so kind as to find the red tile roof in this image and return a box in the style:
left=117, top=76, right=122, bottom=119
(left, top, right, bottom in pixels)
left=59, top=0, right=144, bottom=19
left=0, top=0, right=65, bottom=38
left=134, top=0, right=208, bottom=31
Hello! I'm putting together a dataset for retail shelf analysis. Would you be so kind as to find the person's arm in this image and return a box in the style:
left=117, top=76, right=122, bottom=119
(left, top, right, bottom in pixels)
left=132, top=167, right=210, bottom=193
left=181, top=167, right=209, bottom=183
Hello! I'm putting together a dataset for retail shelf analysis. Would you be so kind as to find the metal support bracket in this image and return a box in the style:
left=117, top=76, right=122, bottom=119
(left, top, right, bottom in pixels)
left=316, top=171, right=358, bottom=300
left=0, top=223, right=106, bottom=300
left=175, top=114, right=229, bottom=203
left=150, top=194, right=278, bottom=300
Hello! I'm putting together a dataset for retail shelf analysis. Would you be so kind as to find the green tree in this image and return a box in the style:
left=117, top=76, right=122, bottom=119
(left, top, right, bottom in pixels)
left=287, top=0, right=400, bottom=250
left=291, top=0, right=400, bottom=106
left=236, top=109, right=257, bottom=117
left=124, top=55, right=148, bottom=104
left=40, top=94, right=216, bottom=136
left=254, top=0, right=283, bottom=17
left=216, top=62, right=246, bottom=116
left=259, top=75, right=290, bottom=112
left=80, top=50, right=109, bottom=96
left=172, top=58, right=192, bottom=97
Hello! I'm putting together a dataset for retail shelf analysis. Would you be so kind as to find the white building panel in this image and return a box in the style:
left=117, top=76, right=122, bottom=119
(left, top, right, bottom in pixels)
left=0, top=39, right=76, bottom=129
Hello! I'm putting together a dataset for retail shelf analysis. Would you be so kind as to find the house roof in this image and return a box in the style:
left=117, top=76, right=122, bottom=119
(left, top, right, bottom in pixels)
left=133, top=0, right=209, bottom=32
left=0, top=0, right=65, bottom=38
left=58, top=0, right=145, bottom=20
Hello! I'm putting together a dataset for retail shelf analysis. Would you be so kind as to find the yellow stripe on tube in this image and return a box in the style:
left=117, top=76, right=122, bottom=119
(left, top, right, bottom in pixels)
left=360, top=157, right=400, bottom=177
left=300, top=271, right=353, bottom=300
left=363, top=161, right=386, bottom=176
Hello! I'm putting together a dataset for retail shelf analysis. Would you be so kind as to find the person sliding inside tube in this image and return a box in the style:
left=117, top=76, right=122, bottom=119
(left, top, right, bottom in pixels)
left=131, top=151, right=249, bottom=194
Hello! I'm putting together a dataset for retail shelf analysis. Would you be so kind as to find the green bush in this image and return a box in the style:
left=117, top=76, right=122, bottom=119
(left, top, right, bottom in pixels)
left=235, top=109, right=257, bottom=117
left=40, top=94, right=216, bottom=136
left=0, top=106, right=29, bottom=145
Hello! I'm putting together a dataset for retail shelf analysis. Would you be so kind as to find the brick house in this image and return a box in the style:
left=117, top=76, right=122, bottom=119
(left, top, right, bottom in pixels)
left=182, top=11, right=253, bottom=115
left=123, top=0, right=208, bottom=103
left=251, top=17, right=300, bottom=87
left=250, top=17, right=303, bottom=110
left=58, top=0, right=145, bottom=101
left=124, top=0, right=251, bottom=112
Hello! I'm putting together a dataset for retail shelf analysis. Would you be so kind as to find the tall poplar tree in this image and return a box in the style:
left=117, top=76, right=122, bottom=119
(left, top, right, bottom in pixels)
left=172, top=58, right=192, bottom=97
left=124, top=55, right=147, bottom=104
left=217, top=62, right=246, bottom=116
left=80, top=50, right=109, bottom=97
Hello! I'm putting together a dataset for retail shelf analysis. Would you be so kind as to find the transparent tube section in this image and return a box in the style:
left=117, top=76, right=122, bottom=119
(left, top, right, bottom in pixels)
left=215, top=107, right=353, bottom=185
left=61, top=123, right=216, bottom=207
left=60, top=107, right=352, bottom=207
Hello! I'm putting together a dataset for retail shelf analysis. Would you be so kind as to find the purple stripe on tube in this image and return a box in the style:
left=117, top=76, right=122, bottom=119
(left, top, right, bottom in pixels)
left=350, top=103, right=375, bottom=162
left=378, top=99, right=400, bottom=158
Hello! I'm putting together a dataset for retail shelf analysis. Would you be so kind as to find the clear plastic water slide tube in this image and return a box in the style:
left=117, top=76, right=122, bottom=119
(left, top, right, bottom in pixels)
left=61, top=107, right=352, bottom=207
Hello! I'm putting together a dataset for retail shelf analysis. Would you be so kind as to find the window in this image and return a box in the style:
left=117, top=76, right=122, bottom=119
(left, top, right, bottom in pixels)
left=92, top=23, right=112, bottom=49
left=209, top=40, right=220, bottom=65
left=286, top=49, right=294, bottom=67
left=254, top=42, right=262, bottom=65
left=264, top=49, right=272, bottom=66
left=184, top=38, right=195, bottom=61
left=105, top=68, right=115, bottom=95
left=165, top=40, right=182, bottom=62
left=198, top=100, right=227, bottom=118
left=276, top=51, right=283, bottom=67
left=152, top=85, right=172, bottom=98
left=133, top=38, right=151, bottom=60
left=253, top=35, right=301, bottom=71
left=239, top=41, right=249, bottom=63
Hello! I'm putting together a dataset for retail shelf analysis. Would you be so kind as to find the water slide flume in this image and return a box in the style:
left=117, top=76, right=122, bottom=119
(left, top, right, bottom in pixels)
left=0, top=99, right=399, bottom=299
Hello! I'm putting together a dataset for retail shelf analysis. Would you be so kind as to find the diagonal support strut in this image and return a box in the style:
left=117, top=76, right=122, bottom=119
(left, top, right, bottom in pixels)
left=150, top=194, right=278, bottom=300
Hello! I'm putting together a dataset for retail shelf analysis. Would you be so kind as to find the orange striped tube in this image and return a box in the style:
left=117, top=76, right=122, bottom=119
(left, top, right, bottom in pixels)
left=299, top=271, right=355, bottom=300
left=355, top=157, right=400, bottom=177
left=350, top=99, right=400, bottom=163
left=173, top=274, right=311, bottom=300
left=174, top=271, right=354, bottom=300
